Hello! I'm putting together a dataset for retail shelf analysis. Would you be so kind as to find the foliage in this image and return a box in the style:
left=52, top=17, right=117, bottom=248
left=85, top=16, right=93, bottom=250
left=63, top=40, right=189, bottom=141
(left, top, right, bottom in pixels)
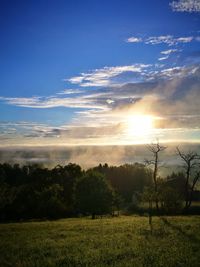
left=0, top=163, right=83, bottom=221
left=92, top=163, right=153, bottom=202
left=159, top=186, right=183, bottom=214
left=75, top=171, right=114, bottom=218
left=0, top=159, right=200, bottom=221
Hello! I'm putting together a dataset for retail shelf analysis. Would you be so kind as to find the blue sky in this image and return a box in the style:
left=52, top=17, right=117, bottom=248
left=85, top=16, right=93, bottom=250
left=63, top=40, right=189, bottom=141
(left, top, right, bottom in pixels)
left=0, top=0, right=200, bottom=146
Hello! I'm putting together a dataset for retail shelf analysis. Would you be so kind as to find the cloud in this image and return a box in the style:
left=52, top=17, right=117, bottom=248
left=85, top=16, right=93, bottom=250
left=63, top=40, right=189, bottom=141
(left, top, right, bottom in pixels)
left=161, top=49, right=179, bottom=55
left=145, top=35, right=174, bottom=45
left=67, top=64, right=151, bottom=87
left=126, top=35, right=195, bottom=46
left=126, top=37, right=142, bottom=43
left=56, top=89, right=83, bottom=95
left=176, top=37, right=193, bottom=43
left=170, top=0, right=200, bottom=12
left=0, top=95, right=110, bottom=110
left=145, top=35, right=193, bottom=46
left=158, top=56, right=169, bottom=61
left=0, top=65, right=198, bottom=112
left=1, top=60, right=200, bottom=146
left=0, top=66, right=200, bottom=146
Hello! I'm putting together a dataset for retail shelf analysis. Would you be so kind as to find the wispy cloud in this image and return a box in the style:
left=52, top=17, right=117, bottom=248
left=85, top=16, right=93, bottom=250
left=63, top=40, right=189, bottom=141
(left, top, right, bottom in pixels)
left=158, top=56, right=169, bottom=61
left=161, top=49, right=179, bottom=55
left=158, top=49, right=180, bottom=61
left=126, top=35, right=196, bottom=46
left=126, top=37, right=142, bottom=43
left=145, top=35, right=193, bottom=46
left=67, top=64, right=151, bottom=87
left=1, top=64, right=200, bottom=146
left=0, top=96, right=109, bottom=110
left=145, top=35, right=174, bottom=45
left=170, top=0, right=200, bottom=12
left=1, top=65, right=198, bottom=111
left=56, top=89, right=83, bottom=95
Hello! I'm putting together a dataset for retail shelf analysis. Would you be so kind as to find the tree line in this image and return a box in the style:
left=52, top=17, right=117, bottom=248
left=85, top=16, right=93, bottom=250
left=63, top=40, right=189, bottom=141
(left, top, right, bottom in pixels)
left=0, top=145, right=200, bottom=221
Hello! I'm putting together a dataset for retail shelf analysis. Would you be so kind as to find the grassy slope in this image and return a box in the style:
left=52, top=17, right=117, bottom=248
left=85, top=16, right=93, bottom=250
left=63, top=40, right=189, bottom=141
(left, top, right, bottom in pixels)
left=0, top=216, right=200, bottom=267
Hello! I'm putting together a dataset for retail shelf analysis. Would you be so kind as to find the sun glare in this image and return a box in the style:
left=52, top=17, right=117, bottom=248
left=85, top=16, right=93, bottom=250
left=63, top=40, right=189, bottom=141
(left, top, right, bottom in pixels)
left=126, top=115, right=154, bottom=138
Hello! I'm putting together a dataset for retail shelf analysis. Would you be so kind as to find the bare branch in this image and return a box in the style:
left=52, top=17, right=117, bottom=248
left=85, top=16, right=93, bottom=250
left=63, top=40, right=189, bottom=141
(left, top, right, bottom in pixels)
left=145, top=140, right=167, bottom=212
left=147, top=142, right=167, bottom=154
left=176, top=146, right=200, bottom=163
left=176, top=146, right=200, bottom=209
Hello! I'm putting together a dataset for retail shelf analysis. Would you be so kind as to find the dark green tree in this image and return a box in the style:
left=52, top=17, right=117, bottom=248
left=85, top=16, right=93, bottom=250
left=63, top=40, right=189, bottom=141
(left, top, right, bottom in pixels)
left=92, top=163, right=152, bottom=202
left=75, top=171, right=114, bottom=219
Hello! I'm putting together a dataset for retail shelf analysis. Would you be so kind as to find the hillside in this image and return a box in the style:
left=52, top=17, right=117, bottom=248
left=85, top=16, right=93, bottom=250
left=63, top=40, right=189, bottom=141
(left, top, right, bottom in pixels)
left=0, top=216, right=200, bottom=267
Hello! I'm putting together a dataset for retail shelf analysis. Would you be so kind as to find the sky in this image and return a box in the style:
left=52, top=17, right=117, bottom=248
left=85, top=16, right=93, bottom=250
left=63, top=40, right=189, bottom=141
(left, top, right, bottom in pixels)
left=0, top=0, right=200, bottom=147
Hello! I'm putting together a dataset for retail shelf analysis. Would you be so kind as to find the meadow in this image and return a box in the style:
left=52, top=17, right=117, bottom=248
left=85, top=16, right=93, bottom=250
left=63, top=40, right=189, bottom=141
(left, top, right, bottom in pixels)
left=0, top=215, right=200, bottom=267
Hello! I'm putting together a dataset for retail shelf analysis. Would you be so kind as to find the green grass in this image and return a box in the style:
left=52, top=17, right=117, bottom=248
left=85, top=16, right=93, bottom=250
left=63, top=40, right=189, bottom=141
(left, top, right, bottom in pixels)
left=0, top=216, right=200, bottom=267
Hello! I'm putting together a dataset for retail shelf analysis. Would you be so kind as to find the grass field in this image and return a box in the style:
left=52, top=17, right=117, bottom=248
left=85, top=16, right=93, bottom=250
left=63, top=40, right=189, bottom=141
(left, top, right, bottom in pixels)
left=0, top=216, right=200, bottom=267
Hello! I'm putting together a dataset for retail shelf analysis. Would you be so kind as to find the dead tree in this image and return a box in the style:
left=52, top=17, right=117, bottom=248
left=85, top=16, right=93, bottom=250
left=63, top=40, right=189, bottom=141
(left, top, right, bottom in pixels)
left=176, top=147, right=200, bottom=210
left=188, top=170, right=200, bottom=208
left=145, top=141, right=167, bottom=212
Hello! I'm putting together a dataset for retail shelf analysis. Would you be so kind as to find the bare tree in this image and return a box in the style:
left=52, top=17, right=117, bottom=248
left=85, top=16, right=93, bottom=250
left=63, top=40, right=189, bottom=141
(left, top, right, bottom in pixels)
left=145, top=141, right=167, bottom=211
left=176, top=147, right=200, bottom=210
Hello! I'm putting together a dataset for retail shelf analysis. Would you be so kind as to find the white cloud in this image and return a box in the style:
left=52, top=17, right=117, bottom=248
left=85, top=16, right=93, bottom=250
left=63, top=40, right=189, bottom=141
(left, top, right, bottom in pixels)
left=57, top=89, right=83, bottom=95
left=170, top=0, right=200, bottom=12
left=145, top=65, right=198, bottom=81
left=126, top=35, right=194, bottom=46
left=145, top=35, right=193, bottom=46
left=106, top=99, right=115, bottom=104
left=67, top=76, right=84, bottom=84
left=158, top=56, right=169, bottom=61
left=1, top=64, right=197, bottom=111
left=126, top=37, right=142, bottom=43
left=0, top=96, right=109, bottom=110
left=176, top=37, right=193, bottom=43
left=1, top=64, right=200, bottom=146
left=146, top=35, right=174, bottom=45
left=68, top=64, right=151, bottom=87
left=160, top=67, right=183, bottom=77
left=158, top=49, right=180, bottom=60
left=161, top=49, right=179, bottom=55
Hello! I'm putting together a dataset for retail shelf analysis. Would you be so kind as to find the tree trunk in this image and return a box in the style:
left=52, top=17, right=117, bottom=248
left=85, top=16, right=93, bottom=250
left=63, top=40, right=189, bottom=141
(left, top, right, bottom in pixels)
left=149, top=200, right=153, bottom=234
left=187, top=172, right=200, bottom=209
left=153, top=152, right=159, bottom=212
left=184, top=165, right=190, bottom=210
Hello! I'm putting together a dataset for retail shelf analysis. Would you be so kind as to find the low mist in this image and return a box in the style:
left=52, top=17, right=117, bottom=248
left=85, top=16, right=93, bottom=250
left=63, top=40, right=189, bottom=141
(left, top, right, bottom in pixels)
left=1, top=143, right=200, bottom=175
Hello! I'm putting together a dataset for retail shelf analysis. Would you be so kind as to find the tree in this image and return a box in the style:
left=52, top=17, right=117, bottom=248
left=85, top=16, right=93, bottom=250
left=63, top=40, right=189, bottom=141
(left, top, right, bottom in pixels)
left=0, top=182, right=17, bottom=221
left=75, top=171, right=114, bottom=219
left=176, top=147, right=200, bottom=210
left=112, top=191, right=123, bottom=216
left=35, top=184, right=65, bottom=219
left=51, top=163, right=83, bottom=214
left=142, top=186, right=156, bottom=234
left=92, top=163, right=152, bottom=202
left=159, top=185, right=183, bottom=214
left=145, top=141, right=167, bottom=211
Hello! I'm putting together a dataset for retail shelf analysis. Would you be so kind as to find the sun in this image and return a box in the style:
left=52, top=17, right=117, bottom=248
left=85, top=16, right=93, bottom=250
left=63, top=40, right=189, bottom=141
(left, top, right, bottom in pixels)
left=126, top=114, right=154, bottom=138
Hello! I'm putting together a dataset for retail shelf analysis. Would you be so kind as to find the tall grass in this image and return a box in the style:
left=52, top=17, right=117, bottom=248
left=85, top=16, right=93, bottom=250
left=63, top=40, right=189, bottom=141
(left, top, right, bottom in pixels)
left=0, top=216, right=200, bottom=267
